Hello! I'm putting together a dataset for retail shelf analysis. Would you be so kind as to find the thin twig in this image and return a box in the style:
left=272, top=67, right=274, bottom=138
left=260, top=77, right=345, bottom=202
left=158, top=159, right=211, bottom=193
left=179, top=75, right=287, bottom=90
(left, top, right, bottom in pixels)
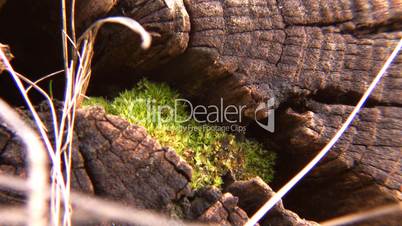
left=26, top=69, right=64, bottom=93
left=15, top=72, right=59, bottom=142
left=77, top=17, right=151, bottom=50
left=0, top=49, right=56, bottom=162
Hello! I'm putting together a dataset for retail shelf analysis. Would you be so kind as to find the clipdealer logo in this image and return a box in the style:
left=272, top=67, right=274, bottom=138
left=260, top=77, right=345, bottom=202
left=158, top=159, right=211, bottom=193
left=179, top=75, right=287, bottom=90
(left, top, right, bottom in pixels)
left=133, top=98, right=275, bottom=133
left=254, top=98, right=275, bottom=133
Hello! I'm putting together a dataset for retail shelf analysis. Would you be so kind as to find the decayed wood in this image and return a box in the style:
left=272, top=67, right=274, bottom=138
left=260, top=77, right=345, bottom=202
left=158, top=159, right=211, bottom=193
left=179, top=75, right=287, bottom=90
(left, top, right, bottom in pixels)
left=0, top=106, right=250, bottom=225
left=91, top=0, right=190, bottom=89
left=155, top=0, right=402, bottom=109
left=0, top=0, right=401, bottom=224
left=92, top=1, right=401, bottom=224
left=271, top=101, right=402, bottom=225
left=73, top=0, right=117, bottom=34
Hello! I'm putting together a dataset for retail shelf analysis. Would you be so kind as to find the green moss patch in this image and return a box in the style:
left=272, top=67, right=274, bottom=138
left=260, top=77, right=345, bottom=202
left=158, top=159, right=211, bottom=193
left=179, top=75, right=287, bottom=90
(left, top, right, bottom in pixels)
left=83, top=79, right=275, bottom=188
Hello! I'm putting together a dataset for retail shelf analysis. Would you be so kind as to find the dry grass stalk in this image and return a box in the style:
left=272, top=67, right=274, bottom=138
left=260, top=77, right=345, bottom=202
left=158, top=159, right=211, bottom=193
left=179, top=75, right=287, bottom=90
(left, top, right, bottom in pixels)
left=0, top=1, right=152, bottom=225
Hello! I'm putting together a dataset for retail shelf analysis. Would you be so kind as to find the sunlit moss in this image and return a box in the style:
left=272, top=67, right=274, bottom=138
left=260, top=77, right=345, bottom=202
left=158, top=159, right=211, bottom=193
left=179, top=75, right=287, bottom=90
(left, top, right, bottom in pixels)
left=83, top=79, right=275, bottom=188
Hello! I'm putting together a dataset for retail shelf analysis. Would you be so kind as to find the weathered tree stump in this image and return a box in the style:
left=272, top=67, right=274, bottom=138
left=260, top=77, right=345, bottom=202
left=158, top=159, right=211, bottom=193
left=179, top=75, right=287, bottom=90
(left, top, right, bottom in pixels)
left=0, top=0, right=401, bottom=225
left=90, top=1, right=402, bottom=224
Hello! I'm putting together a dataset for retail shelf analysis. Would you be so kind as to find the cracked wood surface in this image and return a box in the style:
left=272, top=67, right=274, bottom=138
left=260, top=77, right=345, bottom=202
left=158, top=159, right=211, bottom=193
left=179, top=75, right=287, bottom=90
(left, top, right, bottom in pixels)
left=225, top=177, right=319, bottom=226
left=0, top=0, right=401, bottom=224
left=270, top=101, right=402, bottom=224
left=75, top=106, right=193, bottom=210
left=0, top=105, right=253, bottom=225
left=88, top=1, right=402, bottom=224
left=0, top=105, right=192, bottom=211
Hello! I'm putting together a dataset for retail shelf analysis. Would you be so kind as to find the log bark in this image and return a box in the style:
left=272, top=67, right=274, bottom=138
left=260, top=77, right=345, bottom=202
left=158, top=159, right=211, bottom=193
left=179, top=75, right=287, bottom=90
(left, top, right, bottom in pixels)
left=141, top=1, right=402, bottom=224
left=154, top=0, right=402, bottom=109
left=225, top=177, right=319, bottom=226
left=270, top=101, right=402, bottom=225
left=73, top=0, right=116, bottom=34
left=0, top=105, right=250, bottom=225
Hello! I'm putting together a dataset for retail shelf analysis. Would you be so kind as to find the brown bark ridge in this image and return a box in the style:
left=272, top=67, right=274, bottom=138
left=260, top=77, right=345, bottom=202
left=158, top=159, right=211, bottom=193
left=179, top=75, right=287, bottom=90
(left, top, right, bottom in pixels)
left=155, top=0, right=402, bottom=109
left=75, top=106, right=193, bottom=211
left=225, top=177, right=319, bottom=226
left=187, top=186, right=249, bottom=225
left=73, top=0, right=117, bottom=34
left=0, top=105, right=250, bottom=225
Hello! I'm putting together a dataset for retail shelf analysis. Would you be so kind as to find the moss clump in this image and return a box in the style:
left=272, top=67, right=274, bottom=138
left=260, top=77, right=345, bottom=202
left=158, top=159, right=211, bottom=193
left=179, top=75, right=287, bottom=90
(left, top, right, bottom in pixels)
left=83, top=79, right=275, bottom=188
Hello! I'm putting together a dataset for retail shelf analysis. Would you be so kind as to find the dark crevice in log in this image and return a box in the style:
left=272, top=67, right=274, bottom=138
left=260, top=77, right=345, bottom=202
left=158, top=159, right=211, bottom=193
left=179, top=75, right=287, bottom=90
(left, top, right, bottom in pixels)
left=0, top=0, right=64, bottom=105
left=247, top=93, right=402, bottom=224
left=311, top=87, right=402, bottom=108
